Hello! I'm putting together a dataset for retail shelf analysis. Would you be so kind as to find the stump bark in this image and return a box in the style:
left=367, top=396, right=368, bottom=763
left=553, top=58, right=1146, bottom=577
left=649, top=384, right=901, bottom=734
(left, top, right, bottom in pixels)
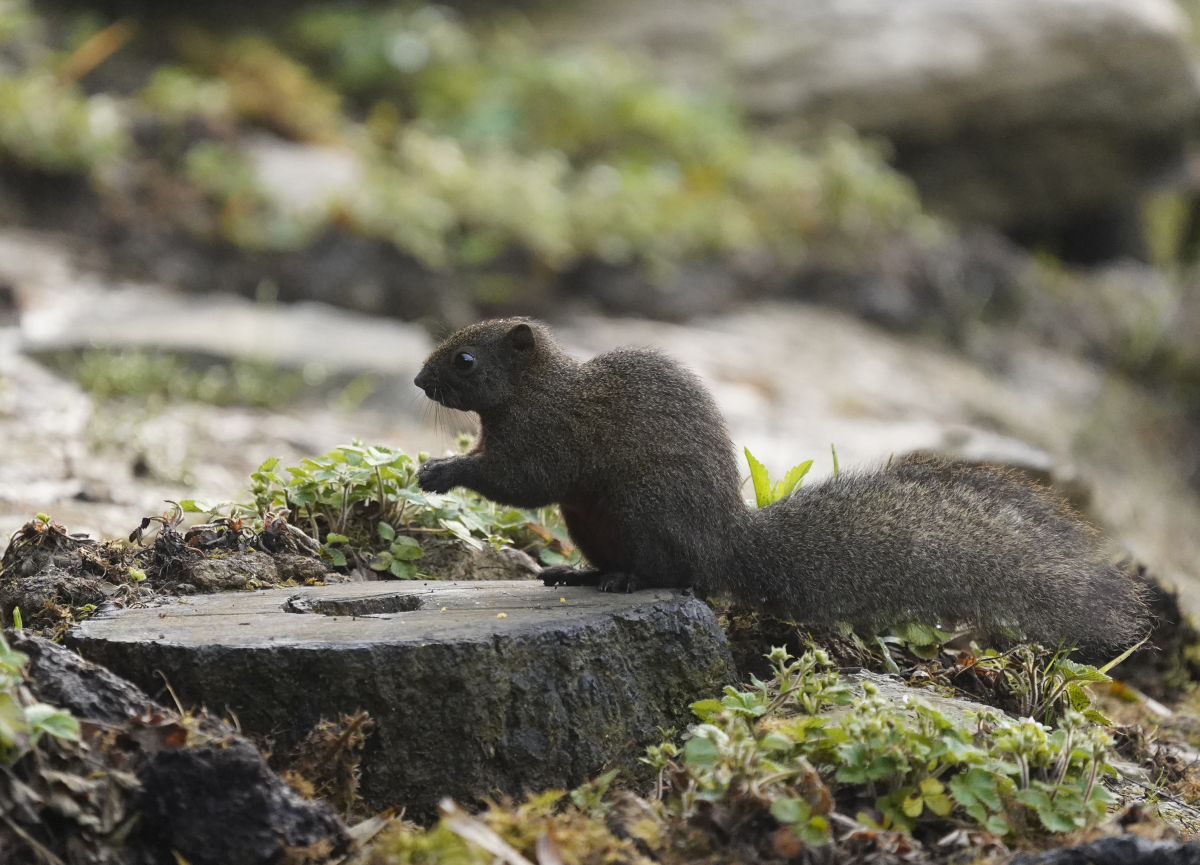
left=67, top=580, right=735, bottom=820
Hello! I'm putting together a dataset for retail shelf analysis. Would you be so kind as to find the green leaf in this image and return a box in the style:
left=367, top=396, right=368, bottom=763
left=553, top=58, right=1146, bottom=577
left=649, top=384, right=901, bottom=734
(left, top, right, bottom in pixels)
left=744, top=447, right=772, bottom=508
left=770, top=796, right=810, bottom=825
left=875, top=636, right=901, bottom=674
left=10, top=608, right=20, bottom=631
left=1083, top=709, right=1114, bottom=726
left=925, top=793, right=953, bottom=817
left=1098, top=637, right=1148, bottom=674
left=1036, top=806, right=1079, bottom=834
left=919, top=778, right=944, bottom=796
left=1015, top=788, right=1052, bottom=812
left=0, top=692, right=29, bottom=749
left=951, top=768, right=1004, bottom=812
left=690, top=699, right=722, bottom=722
left=441, top=519, right=482, bottom=549
left=377, top=521, right=396, bottom=541
left=389, top=559, right=417, bottom=579
left=1054, top=659, right=1110, bottom=684
left=323, top=547, right=347, bottom=568
left=1066, top=683, right=1092, bottom=712
left=772, top=460, right=813, bottom=500
left=324, top=532, right=349, bottom=544
left=799, top=816, right=831, bottom=846
left=683, top=736, right=720, bottom=767
left=892, top=622, right=954, bottom=648
left=760, top=732, right=794, bottom=752
left=721, top=688, right=767, bottom=717
left=830, top=443, right=839, bottom=478
left=390, top=535, right=423, bottom=560
left=25, top=704, right=79, bottom=742
left=986, top=814, right=1012, bottom=836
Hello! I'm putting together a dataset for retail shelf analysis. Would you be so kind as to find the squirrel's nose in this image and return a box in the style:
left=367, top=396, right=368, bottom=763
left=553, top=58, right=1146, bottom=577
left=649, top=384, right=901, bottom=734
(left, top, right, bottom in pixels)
left=414, top=370, right=431, bottom=390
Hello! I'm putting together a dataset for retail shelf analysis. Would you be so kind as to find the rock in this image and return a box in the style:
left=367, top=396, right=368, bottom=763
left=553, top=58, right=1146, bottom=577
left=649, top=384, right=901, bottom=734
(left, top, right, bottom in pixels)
left=138, top=738, right=350, bottom=865
left=19, top=280, right=433, bottom=408
left=541, top=0, right=1200, bottom=250
left=10, top=632, right=350, bottom=865
left=0, top=565, right=107, bottom=621
left=16, top=624, right=155, bottom=725
left=417, top=539, right=542, bottom=581
left=183, top=551, right=279, bottom=592
left=274, top=552, right=333, bottom=585
left=1009, top=834, right=1200, bottom=865
left=66, top=580, right=736, bottom=821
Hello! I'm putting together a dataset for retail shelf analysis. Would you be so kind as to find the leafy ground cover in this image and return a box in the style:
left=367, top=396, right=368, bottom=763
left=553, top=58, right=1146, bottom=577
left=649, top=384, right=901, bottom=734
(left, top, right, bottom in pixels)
left=361, top=640, right=1200, bottom=865
left=0, top=439, right=573, bottom=638
left=0, top=485, right=1199, bottom=861
left=0, top=0, right=926, bottom=313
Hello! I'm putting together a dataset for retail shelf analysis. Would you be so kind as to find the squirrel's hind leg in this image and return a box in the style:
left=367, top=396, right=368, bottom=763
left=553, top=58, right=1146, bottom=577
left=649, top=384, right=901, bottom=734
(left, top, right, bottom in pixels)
left=598, top=572, right=639, bottom=593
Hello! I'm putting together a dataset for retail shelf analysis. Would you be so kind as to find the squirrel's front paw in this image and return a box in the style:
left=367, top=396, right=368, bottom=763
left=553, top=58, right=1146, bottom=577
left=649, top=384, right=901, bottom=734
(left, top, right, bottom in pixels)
left=417, top=457, right=462, bottom=494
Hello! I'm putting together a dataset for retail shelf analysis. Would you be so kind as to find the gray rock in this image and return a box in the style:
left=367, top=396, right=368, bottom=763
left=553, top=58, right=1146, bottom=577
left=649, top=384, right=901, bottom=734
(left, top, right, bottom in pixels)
left=417, top=539, right=543, bottom=581
left=11, top=632, right=351, bottom=865
left=182, top=551, right=279, bottom=592
left=66, top=580, right=736, bottom=821
left=0, top=565, right=107, bottom=622
left=20, top=283, right=433, bottom=408
left=14, top=626, right=155, bottom=725
left=541, top=0, right=1200, bottom=240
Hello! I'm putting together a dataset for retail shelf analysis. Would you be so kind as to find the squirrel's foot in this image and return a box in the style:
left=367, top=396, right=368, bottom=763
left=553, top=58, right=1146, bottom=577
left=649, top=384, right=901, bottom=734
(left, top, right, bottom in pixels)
left=540, top=565, right=601, bottom=587
left=598, top=572, right=640, bottom=594
left=417, top=457, right=463, bottom=494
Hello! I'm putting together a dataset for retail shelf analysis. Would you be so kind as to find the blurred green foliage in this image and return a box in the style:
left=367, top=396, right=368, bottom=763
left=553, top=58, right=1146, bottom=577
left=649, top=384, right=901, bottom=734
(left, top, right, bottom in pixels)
left=42, top=348, right=306, bottom=408
left=0, top=0, right=927, bottom=291
left=0, top=3, right=125, bottom=174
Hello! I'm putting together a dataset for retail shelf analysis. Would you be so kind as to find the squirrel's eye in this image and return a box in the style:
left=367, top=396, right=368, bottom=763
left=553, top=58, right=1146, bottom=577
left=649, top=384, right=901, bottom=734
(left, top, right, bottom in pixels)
left=453, top=351, right=475, bottom=371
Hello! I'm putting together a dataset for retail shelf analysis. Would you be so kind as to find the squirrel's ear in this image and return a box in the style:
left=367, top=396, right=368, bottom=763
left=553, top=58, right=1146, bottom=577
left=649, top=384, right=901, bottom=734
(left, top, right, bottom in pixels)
left=507, top=323, right=536, bottom=352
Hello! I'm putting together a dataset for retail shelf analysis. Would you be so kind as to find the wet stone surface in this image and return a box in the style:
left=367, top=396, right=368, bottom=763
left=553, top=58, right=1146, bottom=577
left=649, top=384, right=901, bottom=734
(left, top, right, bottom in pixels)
left=66, top=580, right=736, bottom=821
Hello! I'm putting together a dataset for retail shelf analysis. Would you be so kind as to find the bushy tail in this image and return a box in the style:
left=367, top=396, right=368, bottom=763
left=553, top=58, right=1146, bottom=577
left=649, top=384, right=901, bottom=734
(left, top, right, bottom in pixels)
left=732, top=454, right=1148, bottom=650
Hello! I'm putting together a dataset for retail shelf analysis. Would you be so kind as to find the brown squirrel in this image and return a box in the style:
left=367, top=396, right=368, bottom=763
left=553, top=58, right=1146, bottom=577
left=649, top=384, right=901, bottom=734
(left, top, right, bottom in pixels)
left=414, top=318, right=1148, bottom=649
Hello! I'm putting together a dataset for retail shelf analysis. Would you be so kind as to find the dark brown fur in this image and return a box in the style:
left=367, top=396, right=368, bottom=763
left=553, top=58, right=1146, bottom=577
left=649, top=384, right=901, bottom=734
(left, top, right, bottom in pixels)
left=414, top=318, right=1148, bottom=649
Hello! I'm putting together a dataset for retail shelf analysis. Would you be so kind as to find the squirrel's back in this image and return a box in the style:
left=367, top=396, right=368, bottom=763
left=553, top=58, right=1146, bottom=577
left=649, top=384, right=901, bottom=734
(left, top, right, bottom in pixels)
left=735, top=454, right=1146, bottom=649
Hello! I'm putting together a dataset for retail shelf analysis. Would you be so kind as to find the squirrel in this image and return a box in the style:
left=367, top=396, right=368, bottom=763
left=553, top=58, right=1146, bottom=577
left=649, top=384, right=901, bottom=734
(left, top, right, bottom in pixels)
left=414, top=317, right=1148, bottom=650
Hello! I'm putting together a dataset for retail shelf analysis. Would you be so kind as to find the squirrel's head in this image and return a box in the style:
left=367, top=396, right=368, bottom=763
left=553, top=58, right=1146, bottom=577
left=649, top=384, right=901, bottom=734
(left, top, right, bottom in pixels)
left=414, top=318, right=550, bottom=412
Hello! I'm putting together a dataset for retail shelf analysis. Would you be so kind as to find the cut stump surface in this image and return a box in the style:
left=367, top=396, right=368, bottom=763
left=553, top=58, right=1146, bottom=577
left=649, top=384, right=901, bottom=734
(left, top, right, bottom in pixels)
left=67, top=580, right=734, bottom=820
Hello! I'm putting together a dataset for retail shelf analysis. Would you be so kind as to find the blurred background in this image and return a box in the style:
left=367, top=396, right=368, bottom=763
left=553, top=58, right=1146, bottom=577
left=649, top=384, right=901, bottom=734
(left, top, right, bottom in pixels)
left=0, top=0, right=1199, bottom=605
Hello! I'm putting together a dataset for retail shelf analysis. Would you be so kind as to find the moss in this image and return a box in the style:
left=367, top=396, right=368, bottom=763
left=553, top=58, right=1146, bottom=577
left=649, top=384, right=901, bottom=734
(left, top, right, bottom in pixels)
left=0, top=1, right=930, bottom=306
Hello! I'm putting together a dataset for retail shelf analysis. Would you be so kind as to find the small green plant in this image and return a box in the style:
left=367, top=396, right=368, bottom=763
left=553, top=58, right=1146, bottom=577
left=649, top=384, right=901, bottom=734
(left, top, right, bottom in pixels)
left=183, top=442, right=564, bottom=574
left=970, top=640, right=1143, bottom=725
left=657, top=645, right=1118, bottom=847
left=0, top=632, right=79, bottom=764
left=744, top=447, right=813, bottom=508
